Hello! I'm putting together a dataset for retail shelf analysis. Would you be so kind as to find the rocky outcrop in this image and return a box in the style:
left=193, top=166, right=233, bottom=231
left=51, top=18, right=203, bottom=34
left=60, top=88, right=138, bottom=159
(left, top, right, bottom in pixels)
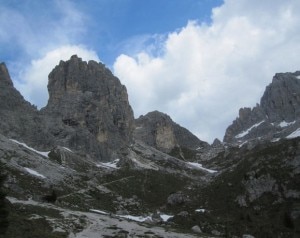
left=199, top=137, right=300, bottom=236
left=167, top=191, right=190, bottom=206
left=1, top=57, right=299, bottom=237
left=0, top=63, right=49, bottom=148
left=224, top=71, right=300, bottom=144
left=41, top=55, right=134, bottom=160
left=133, top=111, right=209, bottom=158
left=261, top=72, right=300, bottom=121
left=0, top=56, right=134, bottom=161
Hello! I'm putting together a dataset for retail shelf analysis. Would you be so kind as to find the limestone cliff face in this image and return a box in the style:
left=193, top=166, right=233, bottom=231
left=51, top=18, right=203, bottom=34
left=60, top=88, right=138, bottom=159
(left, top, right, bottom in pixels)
left=0, top=63, right=47, bottom=147
left=43, top=55, right=134, bottom=160
left=133, top=111, right=209, bottom=155
left=155, top=124, right=176, bottom=151
left=224, top=71, right=300, bottom=144
left=0, top=63, right=35, bottom=111
left=261, top=72, right=300, bottom=122
left=0, top=56, right=134, bottom=161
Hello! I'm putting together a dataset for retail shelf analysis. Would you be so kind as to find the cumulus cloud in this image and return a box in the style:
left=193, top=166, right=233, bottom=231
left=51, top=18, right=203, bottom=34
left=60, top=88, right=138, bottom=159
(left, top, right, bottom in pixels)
left=14, top=45, right=100, bottom=109
left=114, top=0, right=300, bottom=142
left=0, top=0, right=86, bottom=57
left=0, top=0, right=100, bottom=108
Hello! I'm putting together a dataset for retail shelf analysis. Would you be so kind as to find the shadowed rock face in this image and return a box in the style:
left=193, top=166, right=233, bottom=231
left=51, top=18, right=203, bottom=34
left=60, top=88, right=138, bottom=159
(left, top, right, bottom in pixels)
left=0, top=63, right=44, bottom=145
left=260, top=72, right=300, bottom=122
left=133, top=111, right=209, bottom=153
left=224, top=71, right=300, bottom=145
left=0, top=63, right=36, bottom=112
left=0, top=56, right=134, bottom=161
left=42, top=55, right=134, bottom=160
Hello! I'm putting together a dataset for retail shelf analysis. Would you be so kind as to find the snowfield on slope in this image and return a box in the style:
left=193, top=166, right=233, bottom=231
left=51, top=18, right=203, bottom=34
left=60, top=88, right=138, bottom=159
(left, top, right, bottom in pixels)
left=235, top=121, right=265, bottom=139
left=187, top=162, right=217, bottom=173
left=96, top=159, right=120, bottom=169
left=10, top=139, right=50, bottom=157
left=24, top=167, right=46, bottom=179
left=286, top=128, right=300, bottom=139
left=279, top=120, right=296, bottom=128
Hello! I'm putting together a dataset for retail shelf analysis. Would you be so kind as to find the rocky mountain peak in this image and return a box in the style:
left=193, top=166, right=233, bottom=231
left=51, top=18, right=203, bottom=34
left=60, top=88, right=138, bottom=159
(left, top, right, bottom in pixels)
left=46, top=55, right=119, bottom=109
left=260, top=71, right=300, bottom=122
left=0, top=62, right=35, bottom=111
left=0, top=63, right=13, bottom=87
left=0, top=56, right=134, bottom=161
left=1, top=58, right=299, bottom=238
left=42, top=55, right=134, bottom=160
left=0, top=62, right=42, bottom=146
left=134, top=110, right=209, bottom=159
left=224, top=70, right=300, bottom=145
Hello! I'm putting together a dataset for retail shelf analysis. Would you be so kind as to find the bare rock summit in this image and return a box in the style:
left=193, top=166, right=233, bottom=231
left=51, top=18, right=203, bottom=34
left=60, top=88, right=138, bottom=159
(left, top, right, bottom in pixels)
left=0, top=56, right=134, bottom=161
left=42, top=55, right=134, bottom=160
left=224, top=71, right=300, bottom=145
left=133, top=111, right=209, bottom=160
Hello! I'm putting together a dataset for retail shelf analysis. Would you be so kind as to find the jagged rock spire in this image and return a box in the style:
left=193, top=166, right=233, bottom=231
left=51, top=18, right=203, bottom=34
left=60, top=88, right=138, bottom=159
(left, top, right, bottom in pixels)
left=224, top=71, right=300, bottom=144
left=0, top=63, right=13, bottom=87
left=43, top=55, right=134, bottom=160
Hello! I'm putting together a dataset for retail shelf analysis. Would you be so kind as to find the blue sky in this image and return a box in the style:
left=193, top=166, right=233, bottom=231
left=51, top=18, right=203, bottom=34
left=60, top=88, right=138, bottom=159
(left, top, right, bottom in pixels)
left=0, top=0, right=222, bottom=66
left=1, top=0, right=300, bottom=142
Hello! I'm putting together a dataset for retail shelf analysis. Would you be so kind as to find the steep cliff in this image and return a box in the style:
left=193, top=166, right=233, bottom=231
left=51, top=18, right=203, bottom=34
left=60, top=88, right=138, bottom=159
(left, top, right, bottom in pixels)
left=0, top=56, right=135, bottom=161
left=0, top=63, right=49, bottom=148
left=133, top=111, right=209, bottom=160
left=0, top=57, right=299, bottom=237
left=224, top=71, right=300, bottom=145
left=42, top=55, right=134, bottom=160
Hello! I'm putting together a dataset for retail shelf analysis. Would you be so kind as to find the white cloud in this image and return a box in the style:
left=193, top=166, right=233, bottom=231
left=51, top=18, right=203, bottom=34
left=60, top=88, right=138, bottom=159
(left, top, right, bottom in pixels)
left=113, top=0, right=300, bottom=142
left=0, top=1, right=100, bottom=108
left=0, top=0, right=87, bottom=57
left=15, top=45, right=100, bottom=109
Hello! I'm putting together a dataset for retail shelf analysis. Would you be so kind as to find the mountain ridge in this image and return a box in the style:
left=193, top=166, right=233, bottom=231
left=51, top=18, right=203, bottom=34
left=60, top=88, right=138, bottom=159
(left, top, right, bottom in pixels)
left=224, top=70, right=300, bottom=146
left=0, top=56, right=299, bottom=237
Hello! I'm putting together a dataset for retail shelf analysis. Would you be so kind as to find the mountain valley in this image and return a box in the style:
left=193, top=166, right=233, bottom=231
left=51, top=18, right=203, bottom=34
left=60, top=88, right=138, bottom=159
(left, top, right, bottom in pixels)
left=0, top=56, right=299, bottom=238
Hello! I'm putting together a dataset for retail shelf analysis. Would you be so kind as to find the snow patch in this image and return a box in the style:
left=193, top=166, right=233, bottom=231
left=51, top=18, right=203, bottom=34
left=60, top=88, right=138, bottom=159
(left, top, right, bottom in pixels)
left=117, top=214, right=152, bottom=222
left=96, top=159, right=120, bottom=169
left=62, top=147, right=73, bottom=153
left=296, top=75, right=300, bottom=79
left=271, top=138, right=280, bottom=142
left=187, top=162, right=217, bottom=173
left=238, top=140, right=249, bottom=148
left=10, top=139, right=50, bottom=158
left=131, top=157, right=159, bottom=170
left=117, top=214, right=173, bottom=222
left=160, top=214, right=174, bottom=222
left=286, top=128, right=300, bottom=139
left=90, top=209, right=109, bottom=215
left=90, top=209, right=173, bottom=223
left=24, top=167, right=46, bottom=179
left=195, top=209, right=206, bottom=213
left=235, top=121, right=265, bottom=139
left=279, top=120, right=295, bottom=128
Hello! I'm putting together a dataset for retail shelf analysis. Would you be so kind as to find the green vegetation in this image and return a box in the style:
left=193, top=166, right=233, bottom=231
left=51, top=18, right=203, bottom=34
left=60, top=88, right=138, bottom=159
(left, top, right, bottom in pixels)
left=99, top=168, right=192, bottom=213
left=4, top=204, right=67, bottom=238
left=169, top=139, right=300, bottom=237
